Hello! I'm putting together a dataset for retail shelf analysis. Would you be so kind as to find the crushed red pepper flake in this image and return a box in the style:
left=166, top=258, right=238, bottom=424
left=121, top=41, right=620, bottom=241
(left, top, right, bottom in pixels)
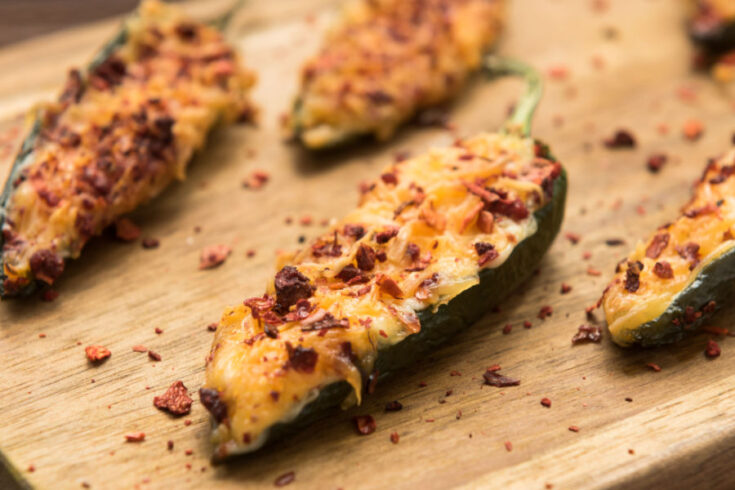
left=502, top=324, right=512, bottom=334
left=132, top=345, right=147, bottom=353
left=568, top=425, right=580, bottom=433
left=85, top=345, right=111, bottom=363
left=153, top=381, right=192, bottom=416
left=646, top=362, right=661, bottom=372
left=353, top=415, right=376, bottom=435
left=274, top=471, right=295, bottom=487
left=586, top=266, right=602, bottom=276
left=538, top=305, right=553, bottom=320
left=242, top=170, right=270, bottom=189
left=125, top=432, right=145, bottom=443
left=115, top=218, right=141, bottom=242
left=207, top=323, right=218, bottom=332
left=560, top=283, right=572, bottom=294
left=155, top=327, right=163, bottom=335
left=390, top=432, right=400, bottom=444
left=603, top=129, right=636, bottom=149
left=167, top=440, right=174, bottom=450
left=628, top=449, right=635, bottom=455
left=565, top=232, right=581, bottom=244
left=540, top=397, right=552, bottom=407
left=199, top=244, right=232, bottom=270
left=148, top=350, right=162, bottom=362
left=682, top=118, right=704, bottom=141
left=504, top=441, right=513, bottom=452
left=705, top=339, right=721, bottom=358
left=571, top=324, right=602, bottom=344
left=646, top=154, right=667, bottom=173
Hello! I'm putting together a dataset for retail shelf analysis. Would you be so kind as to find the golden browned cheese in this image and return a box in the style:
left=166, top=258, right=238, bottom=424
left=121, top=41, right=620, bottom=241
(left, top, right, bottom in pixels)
left=288, top=0, right=505, bottom=148
left=602, top=149, right=735, bottom=346
left=1, top=0, right=256, bottom=295
left=689, top=0, right=735, bottom=82
left=202, top=132, right=561, bottom=458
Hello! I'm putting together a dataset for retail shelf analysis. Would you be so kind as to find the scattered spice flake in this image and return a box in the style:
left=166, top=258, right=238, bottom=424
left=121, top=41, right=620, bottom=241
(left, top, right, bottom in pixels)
left=115, top=218, right=140, bottom=242
left=390, top=432, right=400, bottom=444
left=274, top=471, right=296, bottom=487
left=603, top=129, right=636, bottom=149
left=605, top=238, right=625, bottom=246
left=299, top=215, right=313, bottom=226
left=385, top=401, right=403, bottom=412
left=155, top=327, right=163, bottom=335
left=625, top=397, right=633, bottom=402
left=540, top=397, right=552, bottom=408
left=125, top=432, right=145, bottom=443
left=85, top=345, right=111, bottom=363
left=646, top=362, right=661, bottom=372
left=560, top=283, right=572, bottom=294
left=586, top=266, right=602, bottom=276
left=153, top=381, right=192, bottom=416
left=456, top=410, right=462, bottom=420
left=582, top=251, right=592, bottom=260
left=646, top=154, right=667, bottom=173
left=565, top=232, right=581, bottom=244
left=705, top=339, right=721, bottom=359
left=132, top=345, right=147, bottom=353
left=568, top=425, right=580, bottom=433
left=628, top=449, right=635, bottom=455
left=547, top=65, right=569, bottom=81
left=40, top=289, right=59, bottom=302
left=199, top=244, right=232, bottom=270
left=148, top=350, right=162, bottom=362
left=502, top=324, right=512, bottom=334
left=142, top=238, right=160, bottom=249
left=702, top=326, right=729, bottom=336
left=167, top=440, right=174, bottom=450
left=523, top=320, right=532, bottom=329
left=450, top=370, right=462, bottom=377
left=483, top=370, right=520, bottom=387
left=246, top=249, right=256, bottom=258
left=653, top=261, right=674, bottom=279
left=504, top=441, right=513, bottom=452
left=353, top=415, right=376, bottom=435
left=207, top=322, right=218, bottom=332
left=682, top=119, right=704, bottom=141
left=27, top=464, right=35, bottom=472
left=242, top=170, right=270, bottom=189
left=418, top=381, right=428, bottom=387
left=571, top=325, right=602, bottom=344
left=538, top=305, right=553, bottom=320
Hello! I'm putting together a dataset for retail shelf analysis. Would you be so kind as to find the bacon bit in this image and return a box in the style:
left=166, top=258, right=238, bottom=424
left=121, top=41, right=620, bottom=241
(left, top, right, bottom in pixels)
left=540, top=397, right=552, bottom=408
left=653, top=261, right=674, bottom=279
left=483, top=370, right=520, bottom=387
left=568, top=425, right=580, bottom=433
left=624, top=261, right=643, bottom=293
left=604, top=129, right=636, bottom=148
left=646, top=363, right=661, bottom=372
left=199, top=244, right=231, bottom=270
left=353, top=415, right=376, bottom=435
left=132, top=345, right=147, bottom=353
left=560, top=283, right=572, bottom=294
left=375, top=227, right=399, bottom=244
left=419, top=203, right=446, bottom=231
left=474, top=242, right=498, bottom=266
left=242, top=170, right=269, bottom=189
left=142, top=238, right=160, bottom=249
left=153, top=381, right=192, bottom=416
left=381, top=172, right=398, bottom=185
left=390, top=432, right=400, bottom=444
left=148, top=350, right=162, bottom=362
left=377, top=274, right=403, bottom=298
left=586, top=266, right=602, bottom=277
left=125, top=432, right=145, bottom=443
left=646, top=154, right=667, bottom=173
left=301, top=312, right=349, bottom=331
left=538, top=305, right=553, bottom=320
left=646, top=233, right=670, bottom=259
left=682, top=119, right=704, bottom=141
left=40, top=289, right=59, bottom=302
left=275, top=266, right=315, bottom=313
left=702, top=326, right=729, bottom=336
left=676, top=242, right=700, bottom=268
left=547, top=65, right=569, bottom=80
left=504, top=441, right=513, bottom=452
left=705, top=339, right=721, bottom=358
left=199, top=388, right=228, bottom=424
left=274, top=471, right=296, bottom=487
left=565, top=232, right=581, bottom=244
left=114, top=218, right=140, bottom=242
left=285, top=342, right=318, bottom=373
left=571, top=324, right=602, bottom=344
left=502, top=324, right=512, bottom=334
left=85, top=345, right=111, bottom=363
left=29, top=249, right=64, bottom=285
left=385, top=401, right=403, bottom=412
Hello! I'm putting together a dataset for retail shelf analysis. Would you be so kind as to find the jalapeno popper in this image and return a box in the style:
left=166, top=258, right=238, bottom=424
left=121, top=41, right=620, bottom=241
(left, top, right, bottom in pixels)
left=0, top=0, right=256, bottom=298
left=201, top=58, right=566, bottom=460
left=602, top=148, right=735, bottom=347
left=689, top=0, right=735, bottom=82
left=287, top=0, right=505, bottom=149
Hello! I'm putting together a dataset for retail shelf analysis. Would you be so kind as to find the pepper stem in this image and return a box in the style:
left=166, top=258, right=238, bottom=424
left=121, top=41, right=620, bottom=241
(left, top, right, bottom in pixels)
left=483, top=56, right=543, bottom=137
left=210, top=0, right=247, bottom=31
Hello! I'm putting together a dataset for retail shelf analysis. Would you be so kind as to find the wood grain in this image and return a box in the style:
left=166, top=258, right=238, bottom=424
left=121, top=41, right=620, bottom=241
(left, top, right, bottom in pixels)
left=1, top=0, right=735, bottom=488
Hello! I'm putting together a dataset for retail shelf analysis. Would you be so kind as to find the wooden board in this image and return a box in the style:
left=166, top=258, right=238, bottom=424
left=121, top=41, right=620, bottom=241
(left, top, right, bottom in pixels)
left=2, top=0, right=735, bottom=488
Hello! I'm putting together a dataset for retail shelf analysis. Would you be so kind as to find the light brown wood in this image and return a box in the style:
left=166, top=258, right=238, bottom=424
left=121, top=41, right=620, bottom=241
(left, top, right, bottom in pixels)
left=1, top=0, right=735, bottom=488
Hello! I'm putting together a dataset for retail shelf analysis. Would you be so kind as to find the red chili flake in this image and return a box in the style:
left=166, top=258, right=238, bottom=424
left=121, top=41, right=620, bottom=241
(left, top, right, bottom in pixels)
left=385, top=401, right=403, bottom=412
left=199, top=244, right=232, bottom=270
left=502, top=324, right=513, bottom=334
left=568, top=425, right=580, bottom=432
left=646, top=233, right=670, bottom=259
left=167, top=440, right=174, bottom=450
left=390, top=432, right=400, bottom=444
left=487, top=364, right=501, bottom=372
left=299, top=215, right=312, bottom=226
left=705, top=339, right=721, bottom=358
left=565, top=232, right=581, bottom=244
left=571, top=324, right=602, bottom=344
left=483, top=370, right=520, bottom=387
left=582, top=251, right=592, bottom=260
left=560, top=283, right=572, bottom=294
left=153, top=381, right=192, bottom=416
left=586, top=266, right=602, bottom=276
left=702, top=326, right=729, bottom=336
left=199, top=388, right=228, bottom=424
left=183, top=449, right=193, bottom=456
left=425, top=418, right=435, bottom=423
left=682, top=118, right=704, bottom=141
left=27, top=465, right=35, bottom=472
left=154, top=327, right=163, bottom=335
left=274, top=471, right=296, bottom=487
left=246, top=249, right=256, bottom=258
left=40, top=289, right=59, bottom=302
left=142, top=238, right=160, bottom=249
left=653, top=261, right=674, bottom=279
left=148, top=350, right=162, bottom=362
left=547, top=65, right=569, bottom=80
left=450, top=370, right=462, bottom=377
left=646, top=363, right=661, bottom=372
left=242, top=170, right=270, bottom=189
left=538, top=305, right=553, bottom=320
left=456, top=410, right=462, bottom=419
left=115, top=218, right=140, bottom=242
left=646, top=154, right=667, bottom=173
left=125, top=432, right=145, bottom=443
left=540, top=397, right=552, bottom=408
left=504, top=441, right=513, bottom=452
left=85, top=345, right=111, bottom=363
left=604, top=129, right=636, bottom=148
left=132, top=345, right=147, bottom=353
left=353, top=415, right=376, bottom=435
left=285, top=342, right=318, bottom=373
left=524, top=321, right=532, bottom=329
